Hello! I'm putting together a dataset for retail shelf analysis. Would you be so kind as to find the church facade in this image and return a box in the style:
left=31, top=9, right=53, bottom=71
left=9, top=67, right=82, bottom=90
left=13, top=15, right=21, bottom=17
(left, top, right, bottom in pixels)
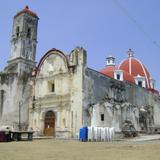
left=0, top=7, right=160, bottom=138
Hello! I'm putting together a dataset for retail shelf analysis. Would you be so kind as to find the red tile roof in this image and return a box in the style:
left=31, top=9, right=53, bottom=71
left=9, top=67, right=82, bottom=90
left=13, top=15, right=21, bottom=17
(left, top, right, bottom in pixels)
left=15, top=6, right=38, bottom=18
left=100, top=66, right=135, bottom=84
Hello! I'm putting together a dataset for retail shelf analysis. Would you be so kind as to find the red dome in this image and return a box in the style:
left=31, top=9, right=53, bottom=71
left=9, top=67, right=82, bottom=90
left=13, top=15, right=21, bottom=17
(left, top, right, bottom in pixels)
left=118, top=57, right=151, bottom=88
left=99, top=49, right=158, bottom=91
left=123, top=71, right=135, bottom=84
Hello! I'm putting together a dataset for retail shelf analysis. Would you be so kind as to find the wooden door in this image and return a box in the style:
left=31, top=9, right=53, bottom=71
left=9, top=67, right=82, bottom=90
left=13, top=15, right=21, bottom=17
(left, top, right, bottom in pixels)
left=44, top=111, right=55, bottom=136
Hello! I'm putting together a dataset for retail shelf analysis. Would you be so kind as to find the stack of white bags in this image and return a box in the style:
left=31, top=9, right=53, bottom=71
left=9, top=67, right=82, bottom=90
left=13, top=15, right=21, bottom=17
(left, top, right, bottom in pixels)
left=88, top=126, right=115, bottom=142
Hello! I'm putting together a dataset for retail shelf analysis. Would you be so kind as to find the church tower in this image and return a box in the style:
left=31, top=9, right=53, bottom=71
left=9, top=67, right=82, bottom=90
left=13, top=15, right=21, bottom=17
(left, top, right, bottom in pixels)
left=0, top=6, right=39, bottom=130
left=6, top=6, right=39, bottom=74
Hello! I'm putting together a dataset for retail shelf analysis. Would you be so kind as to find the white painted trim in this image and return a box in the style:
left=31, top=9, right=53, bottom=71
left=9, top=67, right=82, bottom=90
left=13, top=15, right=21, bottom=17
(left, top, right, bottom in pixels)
left=118, top=58, right=129, bottom=70
left=134, top=75, right=146, bottom=88
left=135, top=58, right=150, bottom=88
left=114, top=70, right=123, bottom=81
left=129, top=57, right=132, bottom=74
left=118, top=57, right=131, bottom=75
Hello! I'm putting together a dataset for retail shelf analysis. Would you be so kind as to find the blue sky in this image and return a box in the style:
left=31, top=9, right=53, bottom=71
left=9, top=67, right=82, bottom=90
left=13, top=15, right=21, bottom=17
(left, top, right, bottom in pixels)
left=0, top=0, right=160, bottom=89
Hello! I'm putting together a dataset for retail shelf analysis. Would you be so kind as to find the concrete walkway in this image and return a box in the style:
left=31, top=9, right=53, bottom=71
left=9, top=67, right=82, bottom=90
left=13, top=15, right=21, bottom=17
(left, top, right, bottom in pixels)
left=33, top=134, right=160, bottom=143
left=124, top=134, right=160, bottom=142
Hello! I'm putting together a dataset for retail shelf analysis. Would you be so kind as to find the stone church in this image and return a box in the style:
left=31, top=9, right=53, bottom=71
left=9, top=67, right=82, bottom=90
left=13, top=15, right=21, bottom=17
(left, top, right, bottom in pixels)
left=0, top=6, right=160, bottom=138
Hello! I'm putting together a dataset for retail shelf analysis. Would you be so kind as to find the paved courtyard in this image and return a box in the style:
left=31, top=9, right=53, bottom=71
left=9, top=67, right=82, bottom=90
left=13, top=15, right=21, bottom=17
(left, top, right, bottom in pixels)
left=0, top=138, right=160, bottom=160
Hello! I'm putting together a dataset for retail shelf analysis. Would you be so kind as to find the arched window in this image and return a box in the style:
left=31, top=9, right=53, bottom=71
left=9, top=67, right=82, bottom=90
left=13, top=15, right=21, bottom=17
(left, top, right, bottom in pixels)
left=16, top=26, right=20, bottom=37
left=27, top=28, right=31, bottom=38
left=0, top=90, right=5, bottom=116
left=48, top=81, right=55, bottom=93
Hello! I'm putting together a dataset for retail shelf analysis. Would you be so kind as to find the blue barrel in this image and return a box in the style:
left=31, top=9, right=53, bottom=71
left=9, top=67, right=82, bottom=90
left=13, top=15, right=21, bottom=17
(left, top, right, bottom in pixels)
left=79, top=127, right=88, bottom=141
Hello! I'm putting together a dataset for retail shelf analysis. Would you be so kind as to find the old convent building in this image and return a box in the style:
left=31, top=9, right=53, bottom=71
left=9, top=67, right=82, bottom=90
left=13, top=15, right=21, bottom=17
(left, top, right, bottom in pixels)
left=0, top=6, right=160, bottom=138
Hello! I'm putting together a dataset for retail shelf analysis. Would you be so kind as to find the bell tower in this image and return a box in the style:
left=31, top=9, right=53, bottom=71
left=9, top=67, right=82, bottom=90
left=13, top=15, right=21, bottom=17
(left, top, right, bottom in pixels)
left=7, top=6, right=39, bottom=73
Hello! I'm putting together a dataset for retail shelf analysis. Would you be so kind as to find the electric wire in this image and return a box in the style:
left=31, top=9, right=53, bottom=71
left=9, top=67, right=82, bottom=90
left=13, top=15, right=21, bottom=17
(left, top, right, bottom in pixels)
left=112, top=0, right=160, bottom=49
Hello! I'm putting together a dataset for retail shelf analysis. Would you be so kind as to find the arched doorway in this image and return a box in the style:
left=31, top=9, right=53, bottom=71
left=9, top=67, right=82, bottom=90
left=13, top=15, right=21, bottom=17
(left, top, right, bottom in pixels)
left=44, top=111, right=55, bottom=136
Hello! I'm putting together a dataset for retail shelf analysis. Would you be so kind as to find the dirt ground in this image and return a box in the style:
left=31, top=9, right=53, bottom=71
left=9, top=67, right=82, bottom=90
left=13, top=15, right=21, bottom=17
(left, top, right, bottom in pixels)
left=0, top=139, right=160, bottom=160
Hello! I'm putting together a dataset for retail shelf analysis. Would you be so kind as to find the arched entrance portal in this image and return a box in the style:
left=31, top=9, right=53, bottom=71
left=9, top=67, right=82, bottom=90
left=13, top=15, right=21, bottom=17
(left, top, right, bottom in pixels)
left=44, top=111, right=55, bottom=136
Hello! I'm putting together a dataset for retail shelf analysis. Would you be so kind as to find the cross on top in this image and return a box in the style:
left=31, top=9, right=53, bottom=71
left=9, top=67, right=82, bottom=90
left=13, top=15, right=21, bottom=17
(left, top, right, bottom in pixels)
left=127, top=49, right=134, bottom=58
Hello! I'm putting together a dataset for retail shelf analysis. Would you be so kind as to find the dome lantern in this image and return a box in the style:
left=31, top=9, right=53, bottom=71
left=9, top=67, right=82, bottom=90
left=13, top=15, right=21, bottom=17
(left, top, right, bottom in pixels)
left=106, top=55, right=115, bottom=66
left=127, top=49, right=134, bottom=58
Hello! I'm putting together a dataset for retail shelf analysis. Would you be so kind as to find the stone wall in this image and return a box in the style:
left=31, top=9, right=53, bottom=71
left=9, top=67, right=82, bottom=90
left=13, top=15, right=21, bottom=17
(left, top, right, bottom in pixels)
left=83, top=68, right=160, bottom=132
left=0, top=71, right=31, bottom=130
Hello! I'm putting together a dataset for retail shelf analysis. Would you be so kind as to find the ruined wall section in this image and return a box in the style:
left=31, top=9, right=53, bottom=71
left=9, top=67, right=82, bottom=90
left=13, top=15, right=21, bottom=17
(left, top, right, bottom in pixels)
left=69, top=47, right=87, bottom=138
left=83, top=68, right=160, bottom=128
